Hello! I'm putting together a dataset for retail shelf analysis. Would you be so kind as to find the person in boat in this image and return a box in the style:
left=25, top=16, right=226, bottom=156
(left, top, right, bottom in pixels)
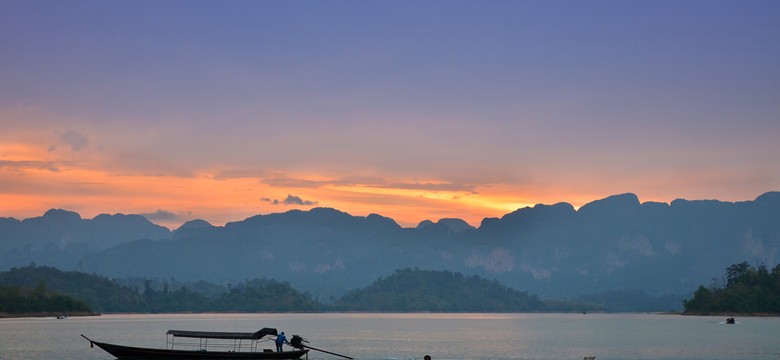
left=275, top=331, right=290, bottom=352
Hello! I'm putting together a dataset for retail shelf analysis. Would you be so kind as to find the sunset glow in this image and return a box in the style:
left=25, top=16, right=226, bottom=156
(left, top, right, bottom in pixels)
left=1, top=1, right=778, bottom=229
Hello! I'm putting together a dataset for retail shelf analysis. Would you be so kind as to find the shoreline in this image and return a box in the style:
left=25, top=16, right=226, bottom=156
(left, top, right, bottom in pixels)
left=0, top=311, right=99, bottom=319
left=3, top=310, right=779, bottom=319
left=679, top=312, right=780, bottom=317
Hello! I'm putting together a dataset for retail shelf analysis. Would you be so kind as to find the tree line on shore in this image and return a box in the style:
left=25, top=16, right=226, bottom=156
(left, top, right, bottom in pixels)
left=0, top=280, right=92, bottom=316
left=0, top=265, right=321, bottom=314
left=1, top=265, right=608, bottom=315
left=682, top=261, right=780, bottom=315
left=9, top=262, right=771, bottom=316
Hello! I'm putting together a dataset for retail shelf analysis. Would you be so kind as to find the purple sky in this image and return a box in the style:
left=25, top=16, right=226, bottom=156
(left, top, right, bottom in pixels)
left=1, top=1, right=779, bottom=228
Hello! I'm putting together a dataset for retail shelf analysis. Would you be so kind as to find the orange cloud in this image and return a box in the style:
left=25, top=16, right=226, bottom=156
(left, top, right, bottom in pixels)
left=2, top=133, right=775, bottom=231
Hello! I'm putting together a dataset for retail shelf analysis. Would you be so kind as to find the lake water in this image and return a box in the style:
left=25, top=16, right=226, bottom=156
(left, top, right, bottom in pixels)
left=1, top=313, right=778, bottom=360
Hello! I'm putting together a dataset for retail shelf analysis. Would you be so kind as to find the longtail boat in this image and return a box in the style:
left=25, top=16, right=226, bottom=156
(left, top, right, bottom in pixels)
left=81, top=328, right=311, bottom=359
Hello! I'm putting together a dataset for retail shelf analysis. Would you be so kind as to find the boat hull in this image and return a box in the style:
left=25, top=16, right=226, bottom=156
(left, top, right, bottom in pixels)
left=90, top=340, right=309, bottom=360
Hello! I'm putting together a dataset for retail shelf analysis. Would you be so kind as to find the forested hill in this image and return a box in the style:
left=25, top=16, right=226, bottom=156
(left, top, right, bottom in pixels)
left=683, top=262, right=780, bottom=315
left=1, top=265, right=605, bottom=313
left=333, top=268, right=604, bottom=312
left=0, top=265, right=321, bottom=313
left=0, top=281, right=93, bottom=317
left=0, top=265, right=149, bottom=312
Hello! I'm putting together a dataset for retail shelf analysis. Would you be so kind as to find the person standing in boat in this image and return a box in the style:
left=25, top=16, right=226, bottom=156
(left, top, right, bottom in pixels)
left=275, top=331, right=290, bottom=352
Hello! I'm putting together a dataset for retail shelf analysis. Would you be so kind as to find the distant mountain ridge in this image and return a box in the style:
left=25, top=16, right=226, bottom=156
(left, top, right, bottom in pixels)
left=1, top=192, right=778, bottom=302
left=0, top=209, right=170, bottom=250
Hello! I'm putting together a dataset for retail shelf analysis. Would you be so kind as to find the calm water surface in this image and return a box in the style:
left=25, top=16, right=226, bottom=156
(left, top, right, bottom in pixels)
left=1, top=313, right=778, bottom=360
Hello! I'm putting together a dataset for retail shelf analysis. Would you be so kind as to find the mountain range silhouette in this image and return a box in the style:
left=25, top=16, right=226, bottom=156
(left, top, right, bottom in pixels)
left=2, top=192, right=778, bottom=301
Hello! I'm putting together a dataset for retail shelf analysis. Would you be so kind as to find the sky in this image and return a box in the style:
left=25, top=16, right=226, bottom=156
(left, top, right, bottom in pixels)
left=1, top=1, right=779, bottom=229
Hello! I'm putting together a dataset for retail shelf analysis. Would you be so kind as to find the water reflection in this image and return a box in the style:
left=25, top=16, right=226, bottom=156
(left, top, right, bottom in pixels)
left=1, top=313, right=778, bottom=360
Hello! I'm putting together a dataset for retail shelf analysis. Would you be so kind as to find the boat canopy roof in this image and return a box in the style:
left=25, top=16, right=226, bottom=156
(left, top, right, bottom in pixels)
left=166, top=328, right=278, bottom=340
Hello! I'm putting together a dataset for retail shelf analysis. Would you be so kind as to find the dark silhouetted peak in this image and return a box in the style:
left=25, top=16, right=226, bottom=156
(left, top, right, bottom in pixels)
left=0, top=217, right=23, bottom=248
left=90, top=213, right=171, bottom=243
left=21, top=208, right=83, bottom=229
left=745, top=191, right=780, bottom=220
left=91, top=213, right=170, bottom=234
left=173, top=219, right=220, bottom=239
left=93, top=213, right=158, bottom=226
left=366, top=213, right=401, bottom=229
left=416, top=220, right=435, bottom=229
left=754, top=191, right=780, bottom=204
left=228, top=208, right=348, bottom=228
left=288, top=207, right=355, bottom=226
left=41, top=209, right=82, bottom=222
left=477, top=217, right=501, bottom=232
left=224, top=207, right=402, bottom=237
left=0, top=216, right=21, bottom=226
left=7, top=209, right=170, bottom=251
left=642, top=201, right=670, bottom=209
left=535, top=202, right=576, bottom=215
left=499, top=202, right=576, bottom=224
left=639, top=201, right=671, bottom=216
left=177, top=219, right=213, bottom=230
left=669, top=197, right=726, bottom=209
left=578, top=193, right=640, bottom=218
left=475, top=202, right=577, bottom=238
left=416, top=218, right=474, bottom=235
left=309, top=207, right=351, bottom=218
left=436, top=218, right=475, bottom=233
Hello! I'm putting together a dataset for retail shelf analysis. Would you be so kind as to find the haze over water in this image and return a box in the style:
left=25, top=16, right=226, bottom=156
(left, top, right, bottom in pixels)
left=2, top=313, right=779, bottom=360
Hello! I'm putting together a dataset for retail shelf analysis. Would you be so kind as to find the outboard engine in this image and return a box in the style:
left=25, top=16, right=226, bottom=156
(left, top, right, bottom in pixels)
left=290, top=335, right=306, bottom=349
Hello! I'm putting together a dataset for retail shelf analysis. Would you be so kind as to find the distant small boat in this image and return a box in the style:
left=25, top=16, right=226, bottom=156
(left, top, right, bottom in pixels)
left=56, top=315, right=68, bottom=319
left=82, top=328, right=310, bottom=360
left=725, top=317, right=736, bottom=324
